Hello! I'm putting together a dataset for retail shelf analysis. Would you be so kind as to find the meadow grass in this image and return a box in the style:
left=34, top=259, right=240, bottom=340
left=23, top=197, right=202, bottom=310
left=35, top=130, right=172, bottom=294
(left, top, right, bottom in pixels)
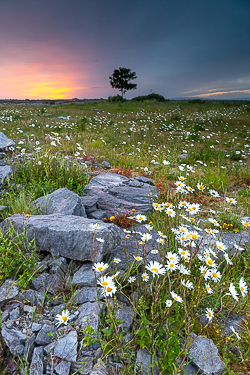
left=0, top=100, right=250, bottom=374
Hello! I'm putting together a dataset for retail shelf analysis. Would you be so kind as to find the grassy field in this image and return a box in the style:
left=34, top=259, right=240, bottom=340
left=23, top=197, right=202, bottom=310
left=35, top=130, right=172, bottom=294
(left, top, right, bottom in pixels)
left=0, top=99, right=250, bottom=374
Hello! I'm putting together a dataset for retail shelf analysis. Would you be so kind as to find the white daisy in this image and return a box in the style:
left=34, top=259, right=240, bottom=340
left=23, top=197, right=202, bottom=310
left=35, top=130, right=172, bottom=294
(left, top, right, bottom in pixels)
left=55, top=309, right=70, bottom=327
left=170, top=291, right=183, bottom=303
left=146, top=261, right=166, bottom=277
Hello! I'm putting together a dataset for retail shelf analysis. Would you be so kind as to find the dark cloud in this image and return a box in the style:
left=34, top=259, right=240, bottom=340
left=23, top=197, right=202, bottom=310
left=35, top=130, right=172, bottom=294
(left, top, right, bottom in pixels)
left=0, top=0, right=249, bottom=99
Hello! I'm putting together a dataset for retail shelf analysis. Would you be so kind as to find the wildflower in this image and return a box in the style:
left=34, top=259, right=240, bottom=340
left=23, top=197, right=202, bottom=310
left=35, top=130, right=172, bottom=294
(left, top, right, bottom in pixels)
left=209, top=269, right=222, bottom=283
left=225, top=197, right=237, bottom=205
left=186, top=186, right=195, bottom=193
left=161, top=202, right=173, bottom=209
left=230, top=326, right=241, bottom=340
left=134, top=255, right=143, bottom=261
left=102, top=281, right=117, bottom=297
left=166, top=208, right=176, bottom=217
left=113, top=258, right=121, bottom=264
left=165, top=300, right=173, bottom=307
left=178, top=265, right=191, bottom=275
left=197, top=183, right=206, bottom=191
left=170, top=291, right=183, bottom=303
left=241, top=219, right=250, bottom=228
left=98, top=275, right=113, bottom=287
left=55, top=310, right=70, bottom=327
left=93, top=262, right=109, bottom=272
left=51, top=141, right=57, bottom=147
left=233, top=244, right=244, bottom=251
left=166, top=252, right=180, bottom=262
left=141, top=273, right=149, bottom=282
left=163, top=160, right=170, bottom=165
left=128, top=276, right=136, bottom=283
left=216, top=241, right=227, bottom=252
left=186, top=203, right=201, bottom=216
left=179, top=176, right=186, bottom=181
left=178, top=201, right=188, bottom=209
left=205, top=308, right=214, bottom=322
left=176, top=186, right=188, bottom=194
left=112, top=272, right=120, bottom=279
left=151, top=249, right=158, bottom=254
left=239, top=277, right=248, bottom=297
left=209, top=189, right=220, bottom=198
left=157, top=231, right=167, bottom=238
left=224, top=253, right=233, bottom=265
left=178, top=248, right=190, bottom=258
left=156, top=238, right=165, bottom=245
left=145, top=224, right=153, bottom=231
left=146, top=261, right=166, bottom=277
left=208, top=218, right=220, bottom=227
left=135, top=214, right=147, bottom=223
left=90, top=223, right=100, bottom=230
left=205, top=283, right=213, bottom=294
left=96, top=238, right=104, bottom=243
left=227, top=283, right=239, bottom=301
left=205, top=258, right=217, bottom=268
left=110, top=216, right=115, bottom=220
left=181, top=280, right=194, bottom=289
left=141, top=233, right=152, bottom=242
left=166, top=260, right=178, bottom=272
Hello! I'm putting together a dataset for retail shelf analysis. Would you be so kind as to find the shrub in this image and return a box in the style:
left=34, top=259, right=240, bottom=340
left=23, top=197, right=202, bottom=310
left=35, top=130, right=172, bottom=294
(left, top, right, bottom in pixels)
left=108, top=95, right=127, bottom=103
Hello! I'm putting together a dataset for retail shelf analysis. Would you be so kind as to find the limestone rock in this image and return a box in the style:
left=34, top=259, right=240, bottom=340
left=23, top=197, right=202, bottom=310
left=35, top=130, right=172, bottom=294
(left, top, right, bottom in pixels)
left=33, top=187, right=87, bottom=217
left=72, top=262, right=96, bottom=287
left=72, top=287, right=98, bottom=304
left=82, top=172, right=159, bottom=218
left=89, top=361, right=108, bottom=375
left=35, top=324, right=57, bottom=346
left=1, top=326, right=26, bottom=356
left=0, top=279, right=19, bottom=307
left=54, top=330, right=78, bottom=362
left=77, top=302, right=101, bottom=333
left=30, top=346, right=44, bottom=375
left=1, top=214, right=121, bottom=262
left=54, top=361, right=71, bottom=375
left=136, top=348, right=159, bottom=375
left=0, top=165, right=12, bottom=186
left=188, top=333, right=226, bottom=375
left=0, top=132, right=15, bottom=150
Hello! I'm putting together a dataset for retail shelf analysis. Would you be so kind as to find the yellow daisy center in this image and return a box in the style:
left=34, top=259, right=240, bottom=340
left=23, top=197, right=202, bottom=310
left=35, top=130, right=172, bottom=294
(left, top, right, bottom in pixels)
left=151, top=268, right=159, bottom=273
left=192, top=234, right=197, bottom=240
left=174, top=296, right=177, bottom=300
left=102, top=281, right=108, bottom=285
left=212, top=272, right=217, bottom=278
left=170, top=264, right=174, bottom=268
left=98, top=266, right=103, bottom=271
left=62, top=316, right=67, bottom=322
left=207, top=259, right=213, bottom=266
left=208, top=312, right=212, bottom=317
left=107, top=287, right=112, bottom=292
left=241, top=286, right=244, bottom=291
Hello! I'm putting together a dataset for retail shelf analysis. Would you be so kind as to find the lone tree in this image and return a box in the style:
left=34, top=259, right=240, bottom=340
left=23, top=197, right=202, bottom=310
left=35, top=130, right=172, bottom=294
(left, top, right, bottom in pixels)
left=109, top=67, right=137, bottom=98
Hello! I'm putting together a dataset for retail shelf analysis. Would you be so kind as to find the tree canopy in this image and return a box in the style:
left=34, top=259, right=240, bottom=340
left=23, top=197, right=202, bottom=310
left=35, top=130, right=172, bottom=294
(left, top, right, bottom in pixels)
left=109, top=67, right=137, bottom=98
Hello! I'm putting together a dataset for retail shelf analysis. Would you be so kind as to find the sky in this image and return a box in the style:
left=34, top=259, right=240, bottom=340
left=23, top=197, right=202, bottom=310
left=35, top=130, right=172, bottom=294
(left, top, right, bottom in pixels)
left=0, top=0, right=250, bottom=100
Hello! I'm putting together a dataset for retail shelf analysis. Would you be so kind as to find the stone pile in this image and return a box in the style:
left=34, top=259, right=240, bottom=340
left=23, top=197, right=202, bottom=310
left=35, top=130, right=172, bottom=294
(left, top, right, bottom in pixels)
left=0, top=133, right=248, bottom=374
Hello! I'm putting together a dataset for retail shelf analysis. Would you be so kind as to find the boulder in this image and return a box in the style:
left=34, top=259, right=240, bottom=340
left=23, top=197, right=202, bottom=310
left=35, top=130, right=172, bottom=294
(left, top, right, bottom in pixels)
left=0, top=279, right=19, bottom=307
left=35, top=324, right=57, bottom=346
left=1, top=326, right=26, bottom=356
left=200, top=229, right=250, bottom=257
left=54, top=330, right=78, bottom=362
left=30, top=346, right=44, bottom=375
left=54, top=361, right=71, bottom=375
left=136, top=348, right=159, bottom=375
left=1, top=214, right=121, bottom=262
left=72, top=263, right=96, bottom=287
left=89, top=361, right=108, bottom=375
left=82, top=172, right=159, bottom=218
left=72, top=287, right=98, bottom=304
left=33, top=187, right=87, bottom=217
left=188, top=333, right=225, bottom=375
left=0, top=132, right=15, bottom=150
left=77, top=302, right=101, bottom=333
left=0, top=165, right=12, bottom=185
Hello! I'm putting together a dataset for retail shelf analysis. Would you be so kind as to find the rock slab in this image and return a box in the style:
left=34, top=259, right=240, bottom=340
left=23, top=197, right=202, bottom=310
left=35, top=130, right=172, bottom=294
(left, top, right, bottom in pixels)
left=1, top=214, right=121, bottom=262
left=188, top=333, right=226, bottom=375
